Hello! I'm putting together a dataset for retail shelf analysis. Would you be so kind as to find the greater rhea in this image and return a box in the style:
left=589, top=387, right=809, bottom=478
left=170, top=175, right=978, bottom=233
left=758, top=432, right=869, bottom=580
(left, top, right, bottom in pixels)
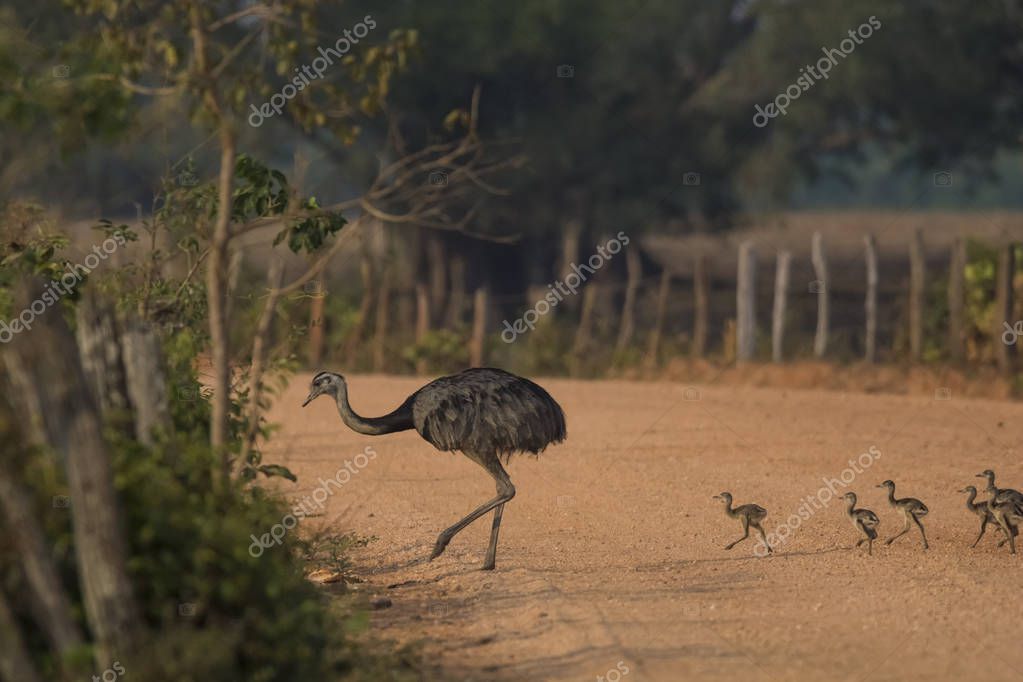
left=713, top=492, right=771, bottom=554
left=842, top=492, right=880, bottom=555
left=959, top=485, right=1015, bottom=548
left=302, top=368, right=566, bottom=570
left=976, top=469, right=1023, bottom=506
left=877, top=480, right=929, bottom=549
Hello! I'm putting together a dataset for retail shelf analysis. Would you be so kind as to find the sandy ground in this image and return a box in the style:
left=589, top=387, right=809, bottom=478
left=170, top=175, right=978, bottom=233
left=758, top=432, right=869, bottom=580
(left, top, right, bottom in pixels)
left=265, top=373, right=1023, bottom=682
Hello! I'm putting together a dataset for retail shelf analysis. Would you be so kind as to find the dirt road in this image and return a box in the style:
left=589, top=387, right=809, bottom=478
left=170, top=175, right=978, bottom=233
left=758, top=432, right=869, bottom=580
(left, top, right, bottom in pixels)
left=266, top=374, right=1023, bottom=681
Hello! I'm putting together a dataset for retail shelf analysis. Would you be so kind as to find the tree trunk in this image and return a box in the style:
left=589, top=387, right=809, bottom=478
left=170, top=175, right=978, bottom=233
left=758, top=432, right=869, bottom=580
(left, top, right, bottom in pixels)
left=909, top=228, right=925, bottom=362
left=864, top=234, right=878, bottom=363
left=307, top=274, right=326, bottom=367
left=7, top=283, right=142, bottom=667
left=995, top=242, right=1016, bottom=374
left=207, top=124, right=236, bottom=467
left=644, top=270, right=672, bottom=367
left=948, top=237, right=966, bottom=363
left=240, top=257, right=286, bottom=466
left=426, top=231, right=446, bottom=327
left=0, top=447, right=83, bottom=664
left=811, top=231, right=828, bottom=358
left=373, top=255, right=392, bottom=373
left=616, top=246, right=642, bottom=353
left=120, top=319, right=171, bottom=445
left=692, top=254, right=709, bottom=359
left=469, top=286, right=488, bottom=367
left=343, top=244, right=375, bottom=364
left=414, top=282, right=430, bottom=375
left=772, top=250, right=791, bottom=363
left=571, top=283, right=600, bottom=376
left=736, top=241, right=757, bottom=362
left=558, top=218, right=583, bottom=312
left=446, top=251, right=467, bottom=329
left=75, top=293, right=132, bottom=421
left=0, top=589, right=42, bottom=682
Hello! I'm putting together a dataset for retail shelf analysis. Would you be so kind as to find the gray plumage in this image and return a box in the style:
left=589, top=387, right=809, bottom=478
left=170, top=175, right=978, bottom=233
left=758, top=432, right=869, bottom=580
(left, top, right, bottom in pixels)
left=842, top=492, right=879, bottom=555
left=877, top=480, right=929, bottom=549
left=959, top=485, right=1015, bottom=549
left=409, top=368, right=566, bottom=459
left=302, top=367, right=566, bottom=570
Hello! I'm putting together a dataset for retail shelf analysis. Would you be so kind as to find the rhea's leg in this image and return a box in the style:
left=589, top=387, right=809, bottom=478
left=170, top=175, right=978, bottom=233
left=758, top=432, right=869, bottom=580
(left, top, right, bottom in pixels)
left=911, top=514, right=929, bottom=549
left=972, top=518, right=988, bottom=548
left=430, top=452, right=515, bottom=569
left=886, top=515, right=910, bottom=546
left=725, top=516, right=750, bottom=550
left=752, top=522, right=771, bottom=554
left=482, top=503, right=506, bottom=571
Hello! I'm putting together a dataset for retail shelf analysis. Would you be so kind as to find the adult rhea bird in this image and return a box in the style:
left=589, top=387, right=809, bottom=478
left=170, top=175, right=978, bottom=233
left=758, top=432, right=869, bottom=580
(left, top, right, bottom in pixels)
left=302, top=368, right=566, bottom=570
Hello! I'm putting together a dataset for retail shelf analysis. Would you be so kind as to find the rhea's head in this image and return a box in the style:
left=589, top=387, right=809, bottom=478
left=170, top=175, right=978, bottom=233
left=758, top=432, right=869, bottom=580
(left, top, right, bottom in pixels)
left=976, top=469, right=996, bottom=481
left=958, top=485, right=977, bottom=495
left=302, top=371, right=345, bottom=407
left=712, top=492, right=732, bottom=504
left=876, top=480, right=895, bottom=490
left=842, top=491, right=857, bottom=503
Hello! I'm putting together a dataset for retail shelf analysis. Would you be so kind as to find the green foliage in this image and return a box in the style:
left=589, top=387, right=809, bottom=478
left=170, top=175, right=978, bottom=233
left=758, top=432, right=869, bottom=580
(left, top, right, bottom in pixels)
left=401, top=329, right=468, bottom=374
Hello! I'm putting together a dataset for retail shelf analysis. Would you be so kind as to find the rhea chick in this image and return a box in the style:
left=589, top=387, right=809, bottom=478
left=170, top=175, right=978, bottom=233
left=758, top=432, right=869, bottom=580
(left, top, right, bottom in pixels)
left=877, top=480, right=929, bottom=549
left=959, top=485, right=1014, bottom=548
left=713, top=492, right=771, bottom=554
left=842, top=492, right=880, bottom=555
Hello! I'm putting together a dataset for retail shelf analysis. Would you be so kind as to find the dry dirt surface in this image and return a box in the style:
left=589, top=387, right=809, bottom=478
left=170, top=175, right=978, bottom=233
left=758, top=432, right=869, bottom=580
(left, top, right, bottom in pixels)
left=266, top=373, right=1023, bottom=682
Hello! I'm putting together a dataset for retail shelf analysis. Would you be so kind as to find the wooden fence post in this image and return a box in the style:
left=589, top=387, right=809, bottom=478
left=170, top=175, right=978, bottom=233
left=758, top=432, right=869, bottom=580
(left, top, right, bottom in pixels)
left=909, top=229, right=925, bottom=362
left=616, top=246, right=642, bottom=353
left=772, top=250, right=791, bottom=363
left=948, top=237, right=966, bottom=362
left=864, top=234, right=878, bottom=363
left=692, top=254, right=709, bottom=358
left=645, top=269, right=672, bottom=367
left=469, top=286, right=488, bottom=367
left=736, top=241, right=757, bottom=362
left=811, top=231, right=828, bottom=358
left=995, top=242, right=1016, bottom=374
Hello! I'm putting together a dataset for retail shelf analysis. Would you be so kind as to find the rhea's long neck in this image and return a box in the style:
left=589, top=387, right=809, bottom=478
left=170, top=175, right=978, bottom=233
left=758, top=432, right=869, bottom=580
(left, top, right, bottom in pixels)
left=964, top=488, right=978, bottom=510
left=845, top=495, right=857, bottom=514
left=333, top=382, right=414, bottom=436
left=885, top=487, right=897, bottom=506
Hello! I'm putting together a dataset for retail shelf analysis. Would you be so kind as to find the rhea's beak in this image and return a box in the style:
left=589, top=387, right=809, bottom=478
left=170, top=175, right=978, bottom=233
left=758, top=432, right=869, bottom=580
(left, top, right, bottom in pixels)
left=302, top=388, right=321, bottom=407
left=975, top=473, right=986, bottom=479
left=712, top=495, right=720, bottom=500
